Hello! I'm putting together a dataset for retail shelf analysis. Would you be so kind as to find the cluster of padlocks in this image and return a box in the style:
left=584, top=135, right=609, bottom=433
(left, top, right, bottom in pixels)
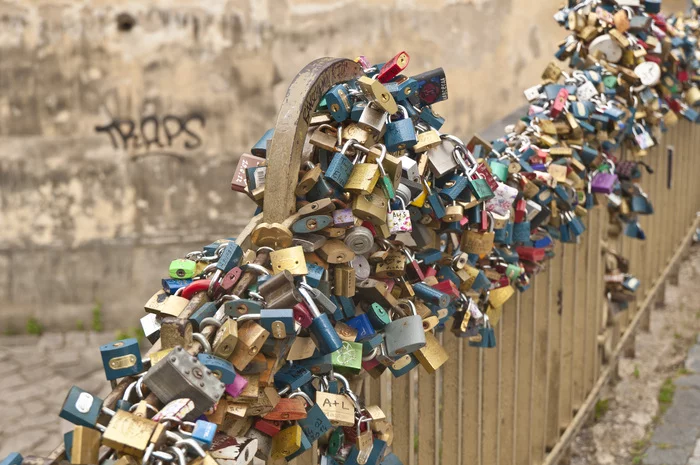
left=4, top=1, right=700, bottom=465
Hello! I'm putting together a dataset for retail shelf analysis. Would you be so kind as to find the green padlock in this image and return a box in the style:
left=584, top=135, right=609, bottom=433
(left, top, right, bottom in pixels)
left=489, top=160, right=509, bottom=182
left=331, top=340, right=363, bottom=375
left=169, top=259, right=197, bottom=279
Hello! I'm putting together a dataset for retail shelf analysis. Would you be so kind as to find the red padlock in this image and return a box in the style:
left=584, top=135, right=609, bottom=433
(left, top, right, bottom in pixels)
left=377, top=51, right=410, bottom=83
left=550, top=88, right=569, bottom=118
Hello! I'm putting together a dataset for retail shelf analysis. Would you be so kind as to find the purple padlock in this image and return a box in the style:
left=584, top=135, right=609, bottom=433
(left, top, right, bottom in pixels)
left=590, top=172, right=618, bottom=194
left=332, top=208, right=355, bottom=228
left=225, top=375, right=248, bottom=398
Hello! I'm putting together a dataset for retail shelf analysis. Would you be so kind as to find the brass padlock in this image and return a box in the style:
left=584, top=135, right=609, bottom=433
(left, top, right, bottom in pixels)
left=375, top=250, right=406, bottom=279
left=71, top=426, right=101, bottom=465
left=345, top=153, right=380, bottom=195
left=489, top=285, right=515, bottom=308
left=352, top=188, right=388, bottom=225
left=229, top=320, right=270, bottom=371
left=160, top=317, right=193, bottom=350
left=101, top=410, right=158, bottom=458
left=414, top=331, right=449, bottom=374
left=309, top=124, right=339, bottom=151
left=212, top=319, right=238, bottom=358
left=316, top=391, right=356, bottom=426
left=271, top=425, right=303, bottom=459
left=270, top=246, right=308, bottom=276
left=318, top=239, right=356, bottom=264
left=334, top=264, right=356, bottom=297
left=296, top=162, right=322, bottom=196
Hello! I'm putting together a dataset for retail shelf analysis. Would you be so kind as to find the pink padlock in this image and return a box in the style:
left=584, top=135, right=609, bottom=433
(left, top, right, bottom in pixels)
left=225, top=374, right=249, bottom=398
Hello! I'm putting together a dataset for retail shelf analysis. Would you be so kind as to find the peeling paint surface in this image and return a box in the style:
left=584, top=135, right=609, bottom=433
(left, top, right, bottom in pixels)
left=0, top=0, right=568, bottom=329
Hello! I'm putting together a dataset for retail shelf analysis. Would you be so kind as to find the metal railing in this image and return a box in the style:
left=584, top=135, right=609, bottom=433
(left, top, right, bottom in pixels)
left=289, top=119, right=700, bottom=465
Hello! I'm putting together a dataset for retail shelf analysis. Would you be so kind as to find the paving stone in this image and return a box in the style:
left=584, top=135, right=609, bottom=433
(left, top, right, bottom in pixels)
left=687, top=345, right=700, bottom=373
left=48, top=350, right=81, bottom=368
left=676, top=375, right=700, bottom=390
left=4, top=383, right=47, bottom=403
left=688, top=458, right=700, bottom=465
left=37, top=333, right=65, bottom=352
left=651, top=423, right=700, bottom=447
left=0, top=431, right=47, bottom=457
left=644, top=445, right=692, bottom=465
left=0, top=335, right=41, bottom=348
left=86, top=332, right=115, bottom=347
left=693, top=439, right=700, bottom=457
left=0, top=403, right=26, bottom=422
left=0, top=373, right=27, bottom=390
left=63, top=331, right=89, bottom=348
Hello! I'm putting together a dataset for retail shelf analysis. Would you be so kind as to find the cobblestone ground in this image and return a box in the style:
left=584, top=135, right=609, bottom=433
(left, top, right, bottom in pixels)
left=0, top=332, right=114, bottom=458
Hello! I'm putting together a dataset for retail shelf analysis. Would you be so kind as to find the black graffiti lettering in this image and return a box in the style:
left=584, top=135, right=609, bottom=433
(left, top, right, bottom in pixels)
left=163, top=115, right=185, bottom=147
left=182, top=114, right=205, bottom=150
left=96, top=113, right=206, bottom=153
left=140, top=115, right=164, bottom=150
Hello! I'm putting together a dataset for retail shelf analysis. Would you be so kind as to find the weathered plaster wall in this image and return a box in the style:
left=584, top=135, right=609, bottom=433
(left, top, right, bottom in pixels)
left=0, top=0, right=571, bottom=331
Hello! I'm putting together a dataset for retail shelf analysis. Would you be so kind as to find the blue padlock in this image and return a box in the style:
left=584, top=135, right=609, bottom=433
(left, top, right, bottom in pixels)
left=413, top=282, right=451, bottom=307
left=275, top=364, right=313, bottom=392
left=471, top=270, right=492, bottom=292
left=216, top=242, right=243, bottom=273
left=437, top=173, right=468, bottom=201
left=296, top=353, right=333, bottom=375
left=300, top=287, right=343, bottom=355
left=415, top=248, right=443, bottom=264
left=1, top=453, right=22, bottom=465
left=100, top=338, right=143, bottom=381
left=346, top=439, right=388, bottom=465
left=644, top=0, right=661, bottom=13
left=362, top=333, right=385, bottom=355
left=512, top=221, right=532, bottom=244
left=162, top=278, right=191, bottom=295
left=251, top=128, right=274, bottom=157
left=437, top=265, right=460, bottom=287
left=197, top=354, right=236, bottom=384
left=384, top=106, right=417, bottom=152
left=63, top=431, right=73, bottom=462
left=189, top=302, right=218, bottom=332
left=298, top=402, right=333, bottom=444
left=305, top=263, right=326, bottom=287
left=380, top=453, right=404, bottom=465
left=419, top=106, right=445, bottom=130
left=59, top=386, right=104, bottom=428
left=330, top=295, right=356, bottom=321
left=223, top=298, right=262, bottom=317
left=386, top=77, right=418, bottom=102
left=346, top=313, right=377, bottom=342
left=191, top=419, right=217, bottom=448
left=325, top=144, right=355, bottom=189
left=389, top=353, right=420, bottom=377
left=494, top=221, right=513, bottom=245
left=325, top=84, right=352, bottom=122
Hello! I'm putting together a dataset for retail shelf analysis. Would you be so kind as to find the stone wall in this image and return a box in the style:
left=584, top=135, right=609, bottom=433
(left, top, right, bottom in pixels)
left=0, top=0, right=687, bottom=331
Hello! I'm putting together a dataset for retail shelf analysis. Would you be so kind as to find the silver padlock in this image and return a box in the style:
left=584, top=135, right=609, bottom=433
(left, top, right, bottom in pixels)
left=357, top=103, right=388, bottom=134
left=384, top=300, right=426, bottom=358
left=143, top=346, right=225, bottom=419
left=344, top=226, right=375, bottom=255
left=427, top=137, right=458, bottom=179
left=350, top=255, right=371, bottom=280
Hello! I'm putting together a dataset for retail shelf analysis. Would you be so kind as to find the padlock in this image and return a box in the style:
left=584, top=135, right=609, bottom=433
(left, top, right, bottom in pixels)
left=375, top=250, right=406, bottom=279
left=334, top=264, right=356, bottom=297
left=356, top=76, right=398, bottom=115
left=270, top=245, right=308, bottom=276
left=228, top=318, right=270, bottom=371
left=299, top=286, right=343, bottom=355
left=344, top=226, right=375, bottom=255
left=325, top=139, right=356, bottom=189
left=99, top=338, right=143, bottom=381
left=160, top=317, right=193, bottom=349
left=384, top=106, right=417, bottom=151
left=384, top=300, right=427, bottom=357
left=325, top=84, right=352, bottom=122
left=59, top=387, right=104, bottom=428
left=427, top=137, right=458, bottom=179
left=345, top=150, right=381, bottom=196
left=296, top=393, right=333, bottom=444
left=310, top=124, right=340, bottom=151
left=143, top=346, right=225, bottom=419
left=101, top=409, right=159, bottom=458
left=70, top=426, right=101, bottom=465
left=316, top=391, right=356, bottom=427
left=318, top=239, right=356, bottom=264
left=460, top=212, right=495, bottom=256
left=387, top=198, right=413, bottom=234
left=197, top=354, right=237, bottom=385
left=271, top=424, right=303, bottom=459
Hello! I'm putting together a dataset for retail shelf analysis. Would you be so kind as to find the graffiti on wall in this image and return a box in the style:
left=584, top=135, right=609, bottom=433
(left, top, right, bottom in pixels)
left=95, top=114, right=206, bottom=157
